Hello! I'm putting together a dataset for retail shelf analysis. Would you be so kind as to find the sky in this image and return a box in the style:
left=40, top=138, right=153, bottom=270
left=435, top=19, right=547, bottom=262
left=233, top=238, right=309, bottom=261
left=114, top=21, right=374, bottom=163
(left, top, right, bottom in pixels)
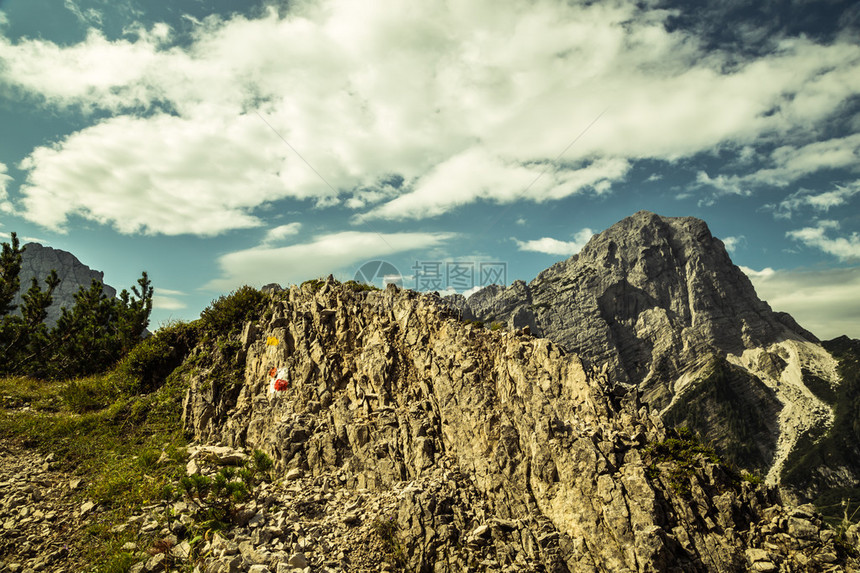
left=0, top=0, right=858, bottom=339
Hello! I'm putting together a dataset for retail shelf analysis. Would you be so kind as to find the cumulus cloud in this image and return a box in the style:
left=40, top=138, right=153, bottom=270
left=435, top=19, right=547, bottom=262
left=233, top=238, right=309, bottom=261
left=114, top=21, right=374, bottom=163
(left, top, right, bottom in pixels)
left=787, top=220, right=860, bottom=261
left=262, top=223, right=303, bottom=245
left=17, top=113, right=301, bottom=235
left=0, top=0, right=859, bottom=232
left=721, top=235, right=745, bottom=252
left=206, top=230, right=453, bottom=291
left=515, top=228, right=594, bottom=256
left=742, top=265, right=860, bottom=339
left=770, top=181, right=860, bottom=219
left=360, top=150, right=628, bottom=221
left=786, top=220, right=860, bottom=260
left=153, top=287, right=187, bottom=310
left=0, top=162, right=12, bottom=212
left=698, top=134, right=860, bottom=196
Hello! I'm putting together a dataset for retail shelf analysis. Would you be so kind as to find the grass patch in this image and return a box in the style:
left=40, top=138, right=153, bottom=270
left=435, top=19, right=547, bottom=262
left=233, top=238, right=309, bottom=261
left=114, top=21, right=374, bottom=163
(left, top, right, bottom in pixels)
left=644, top=427, right=720, bottom=496
left=372, top=516, right=407, bottom=569
left=0, top=375, right=63, bottom=411
left=663, top=355, right=778, bottom=472
left=0, top=362, right=191, bottom=571
left=802, top=367, right=837, bottom=405
left=344, top=280, right=381, bottom=292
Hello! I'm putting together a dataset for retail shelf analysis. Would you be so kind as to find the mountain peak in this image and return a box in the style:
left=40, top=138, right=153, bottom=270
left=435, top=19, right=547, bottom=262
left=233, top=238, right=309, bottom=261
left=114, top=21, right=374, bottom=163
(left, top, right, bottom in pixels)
left=13, top=242, right=116, bottom=327
left=460, top=211, right=837, bottom=481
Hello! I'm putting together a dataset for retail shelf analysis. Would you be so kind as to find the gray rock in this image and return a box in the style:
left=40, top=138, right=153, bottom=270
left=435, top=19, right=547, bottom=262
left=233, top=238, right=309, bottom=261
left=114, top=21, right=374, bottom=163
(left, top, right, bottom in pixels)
left=451, top=211, right=838, bottom=480
left=286, top=553, right=307, bottom=568
left=12, top=243, right=116, bottom=327
left=176, top=281, right=856, bottom=572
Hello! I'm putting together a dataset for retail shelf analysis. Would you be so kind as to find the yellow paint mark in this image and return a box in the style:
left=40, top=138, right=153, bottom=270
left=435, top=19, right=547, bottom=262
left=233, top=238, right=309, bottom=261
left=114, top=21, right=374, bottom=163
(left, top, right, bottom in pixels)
left=266, top=336, right=279, bottom=346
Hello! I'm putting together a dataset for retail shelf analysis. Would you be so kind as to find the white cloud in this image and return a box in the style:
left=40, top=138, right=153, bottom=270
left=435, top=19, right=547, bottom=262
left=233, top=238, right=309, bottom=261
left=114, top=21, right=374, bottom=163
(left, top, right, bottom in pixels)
left=515, top=228, right=594, bottom=256
left=206, top=230, right=453, bottom=292
left=0, top=162, right=12, bottom=213
left=742, top=265, right=860, bottom=339
left=0, top=1, right=858, bottom=230
left=771, top=181, right=860, bottom=219
left=721, top=235, right=745, bottom=252
left=699, top=134, right=860, bottom=196
left=17, top=113, right=301, bottom=235
left=739, top=265, right=776, bottom=279
left=64, top=0, right=103, bottom=26
left=153, top=293, right=187, bottom=310
left=262, top=223, right=303, bottom=245
left=787, top=220, right=860, bottom=261
left=360, top=150, right=629, bottom=221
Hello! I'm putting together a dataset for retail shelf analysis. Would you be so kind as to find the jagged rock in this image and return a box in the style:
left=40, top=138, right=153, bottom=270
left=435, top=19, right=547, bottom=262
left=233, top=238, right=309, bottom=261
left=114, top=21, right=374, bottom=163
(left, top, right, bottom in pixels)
left=12, top=243, right=116, bottom=327
left=452, top=211, right=842, bottom=485
left=178, top=282, right=858, bottom=572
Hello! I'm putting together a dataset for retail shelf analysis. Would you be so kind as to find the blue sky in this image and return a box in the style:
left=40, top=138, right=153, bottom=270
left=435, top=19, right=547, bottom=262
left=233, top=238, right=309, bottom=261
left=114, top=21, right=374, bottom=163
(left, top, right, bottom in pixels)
left=0, top=0, right=859, bottom=338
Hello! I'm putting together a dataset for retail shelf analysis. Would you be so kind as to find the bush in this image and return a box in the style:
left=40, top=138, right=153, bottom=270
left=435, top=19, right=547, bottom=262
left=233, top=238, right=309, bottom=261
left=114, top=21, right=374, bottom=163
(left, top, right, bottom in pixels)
left=344, top=280, right=380, bottom=292
left=644, top=427, right=720, bottom=495
left=199, top=286, right=267, bottom=339
left=301, top=278, right=325, bottom=294
left=117, top=320, right=199, bottom=393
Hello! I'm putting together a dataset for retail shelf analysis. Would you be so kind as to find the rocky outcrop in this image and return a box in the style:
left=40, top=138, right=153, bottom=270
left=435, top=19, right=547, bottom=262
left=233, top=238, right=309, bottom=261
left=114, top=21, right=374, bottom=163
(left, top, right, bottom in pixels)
left=12, top=243, right=116, bottom=327
left=180, top=280, right=857, bottom=572
left=454, top=211, right=841, bottom=483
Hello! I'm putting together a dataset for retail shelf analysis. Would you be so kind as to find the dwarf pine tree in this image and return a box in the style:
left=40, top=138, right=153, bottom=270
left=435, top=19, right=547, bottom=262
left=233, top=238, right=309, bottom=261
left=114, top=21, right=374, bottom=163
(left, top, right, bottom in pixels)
left=0, top=233, right=153, bottom=379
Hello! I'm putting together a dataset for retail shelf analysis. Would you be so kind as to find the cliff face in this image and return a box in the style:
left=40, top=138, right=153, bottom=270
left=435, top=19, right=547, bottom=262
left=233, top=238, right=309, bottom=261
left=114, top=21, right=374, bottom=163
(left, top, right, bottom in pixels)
left=13, top=243, right=116, bottom=326
left=454, top=211, right=841, bottom=485
left=181, top=281, right=855, bottom=572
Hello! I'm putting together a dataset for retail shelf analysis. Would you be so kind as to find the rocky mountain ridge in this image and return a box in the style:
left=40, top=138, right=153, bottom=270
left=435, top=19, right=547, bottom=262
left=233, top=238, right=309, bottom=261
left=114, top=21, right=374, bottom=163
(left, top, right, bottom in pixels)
left=176, top=279, right=857, bottom=571
left=12, top=242, right=116, bottom=327
left=449, top=211, right=844, bottom=488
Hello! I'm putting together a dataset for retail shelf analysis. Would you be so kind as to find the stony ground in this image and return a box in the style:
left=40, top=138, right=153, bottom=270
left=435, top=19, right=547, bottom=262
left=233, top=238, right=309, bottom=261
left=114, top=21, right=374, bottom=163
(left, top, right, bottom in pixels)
left=0, top=440, right=84, bottom=573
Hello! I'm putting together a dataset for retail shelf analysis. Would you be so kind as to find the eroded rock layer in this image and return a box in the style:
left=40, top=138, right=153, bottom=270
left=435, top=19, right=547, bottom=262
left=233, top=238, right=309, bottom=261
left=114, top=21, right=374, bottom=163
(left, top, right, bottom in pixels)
left=453, top=211, right=841, bottom=482
left=182, top=281, right=855, bottom=572
left=13, top=242, right=116, bottom=327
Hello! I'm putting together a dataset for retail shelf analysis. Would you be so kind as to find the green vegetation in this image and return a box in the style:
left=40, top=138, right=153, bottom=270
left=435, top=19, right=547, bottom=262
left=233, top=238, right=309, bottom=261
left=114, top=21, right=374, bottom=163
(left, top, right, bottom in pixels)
left=301, top=278, right=326, bottom=293
left=802, top=367, right=838, bottom=405
left=0, top=238, right=280, bottom=570
left=344, top=279, right=381, bottom=292
left=741, top=471, right=764, bottom=485
left=0, top=295, right=267, bottom=570
left=0, top=233, right=153, bottom=380
left=489, top=321, right=504, bottom=331
left=0, top=365, right=189, bottom=570
left=178, top=449, right=273, bottom=533
left=782, top=336, right=860, bottom=524
left=463, top=319, right=484, bottom=328
left=372, top=516, right=407, bottom=568
left=663, top=356, right=775, bottom=472
left=199, top=285, right=268, bottom=340
left=644, top=427, right=720, bottom=496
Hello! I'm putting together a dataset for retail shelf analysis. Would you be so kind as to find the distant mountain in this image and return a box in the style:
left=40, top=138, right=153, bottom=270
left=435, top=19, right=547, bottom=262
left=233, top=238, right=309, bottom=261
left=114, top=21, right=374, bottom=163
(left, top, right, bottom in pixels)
left=12, top=242, right=117, bottom=327
left=450, top=211, right=848, bottom=492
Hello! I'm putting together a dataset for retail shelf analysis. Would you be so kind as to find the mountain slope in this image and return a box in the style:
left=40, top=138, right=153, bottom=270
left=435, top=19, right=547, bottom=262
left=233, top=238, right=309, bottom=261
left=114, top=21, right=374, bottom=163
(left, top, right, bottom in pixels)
left=453, top=211, right=840, bottom=485
left=180, top=280, right=856, bottom=572
left=13, top=242, right=116, bottom=327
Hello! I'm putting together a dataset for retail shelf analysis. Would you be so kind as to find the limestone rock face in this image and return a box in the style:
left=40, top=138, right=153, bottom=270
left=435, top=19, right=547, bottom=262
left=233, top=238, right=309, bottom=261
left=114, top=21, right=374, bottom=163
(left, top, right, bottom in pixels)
left=454, top=211, right=841, bottom=484
left=12, top=243, right=116, bottom=327
left=182, top=281, right=855, bottom=572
